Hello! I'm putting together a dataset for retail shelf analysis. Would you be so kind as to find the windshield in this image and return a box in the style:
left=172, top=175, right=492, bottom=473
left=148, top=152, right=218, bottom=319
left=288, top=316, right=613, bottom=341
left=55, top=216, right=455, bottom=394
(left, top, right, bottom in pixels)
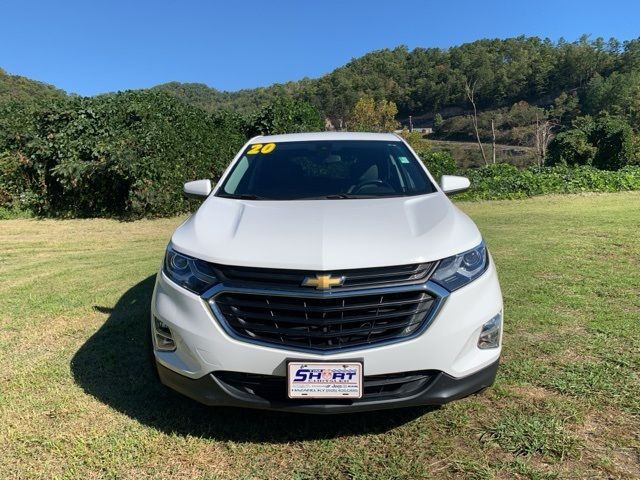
left=217, top=140, right=436, bottom=200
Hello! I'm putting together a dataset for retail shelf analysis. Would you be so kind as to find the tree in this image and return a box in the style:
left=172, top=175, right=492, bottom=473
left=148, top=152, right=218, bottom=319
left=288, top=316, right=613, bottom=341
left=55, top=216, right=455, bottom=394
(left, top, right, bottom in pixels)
left=505, top=101, right=558, bottom=166
left=547, top=114, right=639, bottom=170
left=491, top=118, right=496, bottom=164
left=379, top=99, right=401, bottom=131
left=348, top=97, right=400, bottom=132
left=433, top=113, right=444, bottom=134
left=348, top=97, right=378, bottom=131
left=534, top=113, right=554, bottom=166
left=248, top=98, right=324, bottom=136
left=551, top=92, right=580, bottom=125
left=591, top=115, right=638, bottom=170
left=584, top=71, right=640, bottom=128
left=548, top=127, right=596, bottom=166
left=464, top=79, right=488, bottom=165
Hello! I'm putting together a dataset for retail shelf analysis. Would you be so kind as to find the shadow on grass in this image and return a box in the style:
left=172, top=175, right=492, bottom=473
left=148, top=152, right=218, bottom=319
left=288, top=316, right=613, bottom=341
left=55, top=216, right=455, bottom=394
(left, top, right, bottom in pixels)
left=71, top=275, right=434, bottom=442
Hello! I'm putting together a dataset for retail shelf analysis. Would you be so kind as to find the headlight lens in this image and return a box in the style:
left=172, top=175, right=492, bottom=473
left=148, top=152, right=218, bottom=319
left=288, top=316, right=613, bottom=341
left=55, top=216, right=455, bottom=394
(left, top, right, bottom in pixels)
left=431, top=241, right=488, bottom=291
left=163, top=245, right=218, bottom=294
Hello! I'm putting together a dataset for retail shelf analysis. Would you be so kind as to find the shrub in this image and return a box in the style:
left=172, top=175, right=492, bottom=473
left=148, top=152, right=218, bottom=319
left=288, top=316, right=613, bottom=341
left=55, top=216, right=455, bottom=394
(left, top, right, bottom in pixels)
left=399, top=128, right=432, bottom=152
left=591, top=115, right=638, bottom=170
left=548, top=114, right=640, bottom=170
left=4, top=91, right=247, bottom=218
left=419, top=150, right=457, bottom=180
left=0, top=94, right=328, bottom=218
left=548, top=128, right=596, bottom=166
left=456, top=164, right=640, bottom=200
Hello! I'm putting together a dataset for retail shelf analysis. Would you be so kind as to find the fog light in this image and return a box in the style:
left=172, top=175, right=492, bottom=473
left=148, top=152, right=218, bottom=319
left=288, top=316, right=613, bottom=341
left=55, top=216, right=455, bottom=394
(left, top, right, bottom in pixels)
left=478, top=312, right=502, bottom=349
left=153, top=317, right=176, bottom=351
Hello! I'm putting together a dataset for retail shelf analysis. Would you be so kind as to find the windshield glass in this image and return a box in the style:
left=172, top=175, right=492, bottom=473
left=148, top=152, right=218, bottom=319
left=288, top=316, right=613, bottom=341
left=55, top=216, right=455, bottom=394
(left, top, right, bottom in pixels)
left=217, top=140, right=436, bottom=200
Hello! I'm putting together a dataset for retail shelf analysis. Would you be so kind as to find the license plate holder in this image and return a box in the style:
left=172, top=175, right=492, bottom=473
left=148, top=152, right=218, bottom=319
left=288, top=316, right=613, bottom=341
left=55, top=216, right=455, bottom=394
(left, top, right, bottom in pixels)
left=287, top=361, right=363, bottom=399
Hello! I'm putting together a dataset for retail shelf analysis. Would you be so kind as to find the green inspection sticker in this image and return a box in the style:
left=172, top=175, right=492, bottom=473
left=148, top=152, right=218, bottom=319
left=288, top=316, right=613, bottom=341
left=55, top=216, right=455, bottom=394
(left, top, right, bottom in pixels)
left=398, top=156, right=410, bottom=164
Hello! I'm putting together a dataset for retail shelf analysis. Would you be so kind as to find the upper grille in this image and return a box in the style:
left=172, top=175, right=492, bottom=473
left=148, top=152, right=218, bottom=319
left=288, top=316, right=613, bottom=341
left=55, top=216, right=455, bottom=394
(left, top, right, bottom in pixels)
left=213, top=290, right=435, bottom=351
left=211, top=262, right=435, bottom=290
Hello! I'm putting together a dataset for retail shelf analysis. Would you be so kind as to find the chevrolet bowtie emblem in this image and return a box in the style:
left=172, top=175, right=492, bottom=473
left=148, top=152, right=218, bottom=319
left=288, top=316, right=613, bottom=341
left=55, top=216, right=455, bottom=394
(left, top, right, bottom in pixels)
left=302, top=274, right=345, bottom=290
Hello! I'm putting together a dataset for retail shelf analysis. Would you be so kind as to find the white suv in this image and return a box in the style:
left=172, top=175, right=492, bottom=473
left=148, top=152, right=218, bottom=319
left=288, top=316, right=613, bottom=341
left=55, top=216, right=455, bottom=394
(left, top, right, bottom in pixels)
left=150, top=132, right=503, bottom=413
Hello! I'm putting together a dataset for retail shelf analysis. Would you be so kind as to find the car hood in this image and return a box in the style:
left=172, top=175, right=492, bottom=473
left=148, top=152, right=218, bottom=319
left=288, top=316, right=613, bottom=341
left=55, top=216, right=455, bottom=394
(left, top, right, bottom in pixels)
left=171, top=193, right=482, bottom=270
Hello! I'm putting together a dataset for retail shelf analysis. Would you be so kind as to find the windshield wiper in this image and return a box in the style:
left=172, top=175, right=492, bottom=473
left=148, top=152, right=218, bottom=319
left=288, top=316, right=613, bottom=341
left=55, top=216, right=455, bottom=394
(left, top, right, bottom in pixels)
left=293, top=194, right=382, bottom=200
left=217, top=193, right=268, bottom=200
left=323, top=194, right=378, bottom=199
left=324, top=194, right=353, bottom=199
left=292, top=194, right=355, bottom=200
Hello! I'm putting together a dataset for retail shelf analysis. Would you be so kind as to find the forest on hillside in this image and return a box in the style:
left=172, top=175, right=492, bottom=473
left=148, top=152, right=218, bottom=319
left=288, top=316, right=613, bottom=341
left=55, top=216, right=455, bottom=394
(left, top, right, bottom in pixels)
left=151, top=36, right=640, bottom=120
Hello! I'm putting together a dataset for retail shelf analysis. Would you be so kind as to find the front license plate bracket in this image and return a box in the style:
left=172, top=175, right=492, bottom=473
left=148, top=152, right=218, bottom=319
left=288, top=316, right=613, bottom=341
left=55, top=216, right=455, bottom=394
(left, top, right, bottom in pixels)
left=287, top=361, right=363, bottom=399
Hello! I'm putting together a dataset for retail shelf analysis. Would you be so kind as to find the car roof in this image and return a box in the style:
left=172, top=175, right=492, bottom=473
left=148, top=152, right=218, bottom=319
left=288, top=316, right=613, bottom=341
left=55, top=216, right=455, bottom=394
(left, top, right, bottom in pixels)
left=251, top=131, right=401, bottom=143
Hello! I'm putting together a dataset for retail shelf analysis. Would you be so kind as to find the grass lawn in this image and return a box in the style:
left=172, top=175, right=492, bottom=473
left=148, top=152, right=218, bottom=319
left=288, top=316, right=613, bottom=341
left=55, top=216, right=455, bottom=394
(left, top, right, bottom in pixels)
left=0, top=192, right=638, bottom=479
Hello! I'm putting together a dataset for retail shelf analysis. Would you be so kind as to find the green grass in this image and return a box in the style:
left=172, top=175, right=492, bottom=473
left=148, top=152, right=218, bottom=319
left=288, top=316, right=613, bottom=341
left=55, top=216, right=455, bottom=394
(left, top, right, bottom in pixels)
left=482, top=411, right=581, bottom=460
left=1, top=192, right=639, bottom=479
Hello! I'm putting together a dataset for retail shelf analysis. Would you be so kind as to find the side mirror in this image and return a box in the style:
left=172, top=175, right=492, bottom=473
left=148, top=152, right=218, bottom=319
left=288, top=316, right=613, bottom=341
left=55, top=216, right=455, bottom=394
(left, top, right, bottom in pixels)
left=440, top=175, right=470, bottom=195
left=183, top=179, right=212, bottom=200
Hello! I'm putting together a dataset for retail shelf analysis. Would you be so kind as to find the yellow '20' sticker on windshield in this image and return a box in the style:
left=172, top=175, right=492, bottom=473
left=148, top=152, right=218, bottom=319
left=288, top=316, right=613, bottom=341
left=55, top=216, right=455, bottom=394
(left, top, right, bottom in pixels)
left=247, top=143, right=276, bottom=155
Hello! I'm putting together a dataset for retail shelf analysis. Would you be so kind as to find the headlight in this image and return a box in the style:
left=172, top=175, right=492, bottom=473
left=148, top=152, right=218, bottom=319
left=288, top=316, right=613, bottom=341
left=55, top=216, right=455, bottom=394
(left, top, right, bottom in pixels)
left=163, top=245, right=218, bottom=294
left=431, top=241, right=488, bottom=291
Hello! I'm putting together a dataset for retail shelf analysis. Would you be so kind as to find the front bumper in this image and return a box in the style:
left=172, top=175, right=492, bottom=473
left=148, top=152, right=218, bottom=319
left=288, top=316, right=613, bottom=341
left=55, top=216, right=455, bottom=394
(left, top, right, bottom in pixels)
left=157, top=359, right=499, bottom=414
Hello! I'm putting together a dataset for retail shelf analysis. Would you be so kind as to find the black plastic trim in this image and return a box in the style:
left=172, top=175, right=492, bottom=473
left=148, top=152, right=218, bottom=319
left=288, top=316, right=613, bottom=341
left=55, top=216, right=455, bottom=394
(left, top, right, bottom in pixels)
left=156, top=359, right=499, bottom=414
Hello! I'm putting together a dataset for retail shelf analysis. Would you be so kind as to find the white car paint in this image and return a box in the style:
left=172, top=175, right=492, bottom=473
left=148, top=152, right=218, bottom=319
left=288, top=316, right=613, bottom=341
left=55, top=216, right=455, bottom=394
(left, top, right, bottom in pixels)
left=171, top=194, right=482, bottom=271
left=183, top=179, right=212, bottom=199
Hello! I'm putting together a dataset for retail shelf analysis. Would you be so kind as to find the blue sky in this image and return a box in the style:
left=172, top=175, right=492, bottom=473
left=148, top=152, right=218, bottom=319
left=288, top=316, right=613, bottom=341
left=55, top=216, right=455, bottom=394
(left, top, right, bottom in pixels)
left=1, top=0, right=639, bottom=96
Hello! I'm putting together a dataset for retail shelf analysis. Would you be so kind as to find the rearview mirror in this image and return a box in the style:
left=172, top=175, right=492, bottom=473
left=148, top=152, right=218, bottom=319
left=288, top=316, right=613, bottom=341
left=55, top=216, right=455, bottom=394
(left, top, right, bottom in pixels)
left=183, top=179, right=212, bottom=200
left=440, top=175, right=470, bottom=195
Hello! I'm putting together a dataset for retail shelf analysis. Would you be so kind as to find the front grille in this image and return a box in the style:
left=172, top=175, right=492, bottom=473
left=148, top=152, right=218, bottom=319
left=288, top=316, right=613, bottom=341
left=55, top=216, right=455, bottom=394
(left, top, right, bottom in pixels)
left=215, top=370, right=436, bottom=403
left=212, top=262, right=435, bottom=290
left=213, top=290, right=435, bottom=351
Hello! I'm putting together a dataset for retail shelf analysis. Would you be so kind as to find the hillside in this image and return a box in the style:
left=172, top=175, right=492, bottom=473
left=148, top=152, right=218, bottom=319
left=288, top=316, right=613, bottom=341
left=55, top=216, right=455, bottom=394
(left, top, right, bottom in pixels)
left=152, top=36, right=640, bottom=123
left=153, top=80, right=310, bottom=114
left=3, top=35, right=640, bottom=128
left=0, top=68, right=67, bottom=105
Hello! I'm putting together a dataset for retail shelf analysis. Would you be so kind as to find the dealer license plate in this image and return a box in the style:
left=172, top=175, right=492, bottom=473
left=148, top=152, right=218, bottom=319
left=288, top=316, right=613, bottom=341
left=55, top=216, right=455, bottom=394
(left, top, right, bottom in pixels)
left=287, top=361, right=363, bottom=399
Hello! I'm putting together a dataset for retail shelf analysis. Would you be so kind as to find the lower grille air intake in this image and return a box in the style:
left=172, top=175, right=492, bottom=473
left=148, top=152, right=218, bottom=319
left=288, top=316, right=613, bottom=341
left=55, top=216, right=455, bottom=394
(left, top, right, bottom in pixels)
left=215, top=370, right=436, bottom=402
